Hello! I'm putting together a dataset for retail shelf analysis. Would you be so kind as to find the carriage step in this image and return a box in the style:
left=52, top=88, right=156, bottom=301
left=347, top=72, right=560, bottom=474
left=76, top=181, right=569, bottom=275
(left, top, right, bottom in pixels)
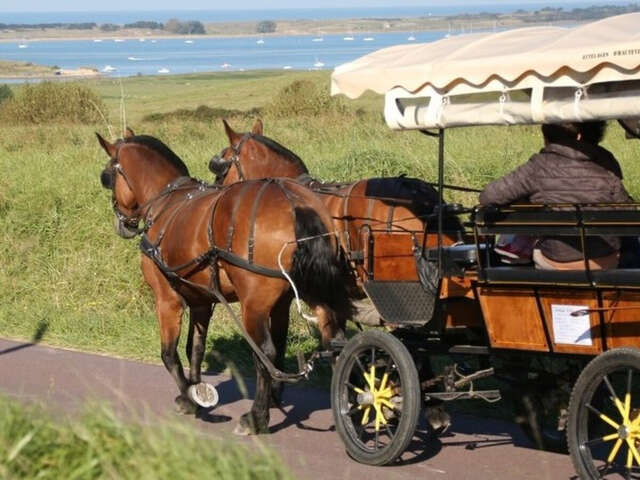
left=426, top=390, right=501, bottom=403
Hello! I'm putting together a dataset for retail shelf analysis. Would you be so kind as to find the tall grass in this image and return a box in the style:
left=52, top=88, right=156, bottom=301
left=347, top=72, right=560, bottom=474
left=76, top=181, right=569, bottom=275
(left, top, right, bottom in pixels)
left=0, top=396, right=291, bottom=480
left=0, top=71, right=638, bottom=376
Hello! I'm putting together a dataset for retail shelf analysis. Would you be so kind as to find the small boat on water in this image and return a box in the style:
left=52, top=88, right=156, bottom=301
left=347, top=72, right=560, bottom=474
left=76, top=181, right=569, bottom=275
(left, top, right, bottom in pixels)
left=102, top=65, right=116, bottom=72
left=363, top=37, right=375, bottom=42
left=185, top=40, right=194, bottom=44
left=256, top=38, right=264, bottom=44
left=343, top=36, right=354, bottom=41
left=18, top=44, right=28, bottom=49
left=312, top=37, right=324, bottom=42
left=157, top=67, right=170, bottom=74
left=93, top=39, right=102, bottom=43
left=114, top=38, right=125, bottom=42
left=313, top=59, right=325, bottom=68
left=283, top=65, right=292, bottom=70
left=221, top=62, right=231, bottom=69
left=407, top=34, right=416, bottom=41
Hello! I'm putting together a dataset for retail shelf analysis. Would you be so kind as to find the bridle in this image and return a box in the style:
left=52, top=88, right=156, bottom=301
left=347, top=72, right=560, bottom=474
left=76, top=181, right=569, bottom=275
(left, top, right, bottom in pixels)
left=209, top=133, right=253, bottom=184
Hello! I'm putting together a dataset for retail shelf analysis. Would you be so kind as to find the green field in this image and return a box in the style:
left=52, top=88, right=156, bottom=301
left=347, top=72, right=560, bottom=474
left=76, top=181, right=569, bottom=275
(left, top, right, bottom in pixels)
left=0, top=70, right=638, bottom=377
left=0, top=395, right=290, bottom=479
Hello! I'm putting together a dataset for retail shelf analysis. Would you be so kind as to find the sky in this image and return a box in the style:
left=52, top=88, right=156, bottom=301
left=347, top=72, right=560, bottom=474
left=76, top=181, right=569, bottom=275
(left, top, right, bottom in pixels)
left=0, top=0, right=610, bottom=13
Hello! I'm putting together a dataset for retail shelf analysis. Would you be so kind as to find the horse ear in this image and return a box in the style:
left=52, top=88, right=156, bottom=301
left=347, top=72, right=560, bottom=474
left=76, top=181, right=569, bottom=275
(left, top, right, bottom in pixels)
left=222, top=119, right=241, bottom=145
left=124, top=127, right=135, bottom=138
left=95, top=132, right=117, bottom=158
left=252, top=119, right=263, bottom=136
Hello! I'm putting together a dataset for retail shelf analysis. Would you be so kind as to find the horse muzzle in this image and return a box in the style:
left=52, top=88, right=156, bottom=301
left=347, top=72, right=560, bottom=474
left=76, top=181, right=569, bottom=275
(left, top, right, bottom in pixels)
left=113, top=215, right=140, bottom=239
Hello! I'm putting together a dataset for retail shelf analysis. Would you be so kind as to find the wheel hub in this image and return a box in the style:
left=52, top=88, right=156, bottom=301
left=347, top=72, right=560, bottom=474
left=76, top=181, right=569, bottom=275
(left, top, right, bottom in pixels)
left=354, top=364, right=395, bottom=431
left=595, top=385, right=640, bottom=467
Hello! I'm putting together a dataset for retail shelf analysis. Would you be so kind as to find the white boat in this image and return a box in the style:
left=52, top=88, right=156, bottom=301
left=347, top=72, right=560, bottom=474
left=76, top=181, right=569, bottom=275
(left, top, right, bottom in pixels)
left=157, top=67, right=170, bottom=74
left=114, top=38, right=125, bottom=42
left=313, top=59, right=325, bottom=68
left=139, top=38, right=145, bottom=42
left=127, top=56, right=142, bottom=61
left=312, top=37, right=324, bottom=42
left=221, top=62, right=231, bottom=69
left=102, top=65, right=116, bottom=72
left=18, top=44, right=27, bottom=49
left=151, top=40, right=157, bottom=43
left=93, top=39, right=102, bottom=43
left=407, top=34, right=416, bottom=41
left=363, top=37, right=375, bottom=41
left=256, top=38, right=264, bottom=44
left=343, top=36, right=354, bottom=41
left=185, top=40, right=194, bottom=44
left=283, top=65, right=292, bottom=70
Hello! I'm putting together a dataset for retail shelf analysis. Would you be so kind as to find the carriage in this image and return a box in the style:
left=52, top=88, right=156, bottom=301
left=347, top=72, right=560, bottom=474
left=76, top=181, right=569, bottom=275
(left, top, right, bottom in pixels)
left=98, top=14, right=640, bottom=480
left=325, top=13, right=640, bottom=478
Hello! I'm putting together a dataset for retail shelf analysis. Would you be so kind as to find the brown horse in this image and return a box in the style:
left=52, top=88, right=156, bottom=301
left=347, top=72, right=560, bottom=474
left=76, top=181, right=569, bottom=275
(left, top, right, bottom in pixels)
left=209, top=119, right=464, bottom=292
left=97, top=131, right=353, bottom=434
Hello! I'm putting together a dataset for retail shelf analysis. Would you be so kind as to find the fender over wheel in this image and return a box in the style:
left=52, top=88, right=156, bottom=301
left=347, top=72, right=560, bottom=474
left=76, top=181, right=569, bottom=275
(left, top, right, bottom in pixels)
left=568, top=348, right=640, bottom=479
left=331, top=330, right=421, bottom=465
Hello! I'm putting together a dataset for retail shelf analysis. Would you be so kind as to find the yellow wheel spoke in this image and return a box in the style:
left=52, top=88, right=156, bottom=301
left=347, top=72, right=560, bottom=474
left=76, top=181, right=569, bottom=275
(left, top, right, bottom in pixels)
left=380, top=398, right=395, bottom=410
left=603, top=433, right=620, bottom=442
left=369, top=366, right=376, bottom=391
left=627, top=446, right=634, bottom=469
left=613, top=397, right=627, bottom=422
left=626, top=438, right=640, bottom=466
left=600, top=413, right=621, bottom=430
left=624, top=392, right=631, bottom=422
left=361, top=405, right=371, bottom=426
left=374, top=403, right=386, bottom=431
left=608, top=438, right=624, bottom=463
left=380, top=373, right=389, bottom=391
left=354, top=387, right=364, bottom=394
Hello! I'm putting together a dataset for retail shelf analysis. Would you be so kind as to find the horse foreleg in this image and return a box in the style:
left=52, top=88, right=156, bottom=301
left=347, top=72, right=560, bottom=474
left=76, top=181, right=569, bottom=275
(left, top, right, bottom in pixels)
left=269, top=294, right=292, bottom=409
left=143, top=258, right=196, bottom=415
left=235, top=303, right=275, bottom=435
left=186, top=304, right=213, bottom=385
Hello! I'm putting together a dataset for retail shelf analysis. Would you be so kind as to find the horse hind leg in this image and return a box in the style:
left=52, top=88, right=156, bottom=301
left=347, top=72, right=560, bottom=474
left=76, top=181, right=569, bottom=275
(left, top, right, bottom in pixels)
left=234, top=301, right=277, bottom=436
left=269, top=293, right=292, bottom=409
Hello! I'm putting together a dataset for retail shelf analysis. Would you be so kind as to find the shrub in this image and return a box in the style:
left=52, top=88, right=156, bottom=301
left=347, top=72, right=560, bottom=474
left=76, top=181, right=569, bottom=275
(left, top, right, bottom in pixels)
left=0, top=84, right=12, bottom=105
left=257, top=20, right=276, bottom=33
left=0, top=82, right=107, bottom=124
left=264, top=79, right=348, bottom=118
left=143, top=104, right=260, bottom=122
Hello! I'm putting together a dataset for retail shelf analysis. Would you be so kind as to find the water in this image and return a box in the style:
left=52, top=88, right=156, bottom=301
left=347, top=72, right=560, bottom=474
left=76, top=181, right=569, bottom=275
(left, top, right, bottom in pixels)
left=0, top=31, right=451, bottom=77
left=1, top=3, right=631, bottom=24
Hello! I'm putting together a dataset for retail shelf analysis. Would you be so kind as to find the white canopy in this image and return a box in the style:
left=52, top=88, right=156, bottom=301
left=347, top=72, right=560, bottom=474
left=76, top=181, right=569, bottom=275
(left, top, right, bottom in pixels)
left=331, top=13, right=640, bottom=129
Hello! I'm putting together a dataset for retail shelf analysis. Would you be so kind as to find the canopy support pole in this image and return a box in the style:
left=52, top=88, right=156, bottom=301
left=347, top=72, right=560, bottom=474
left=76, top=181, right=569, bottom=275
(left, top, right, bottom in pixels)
left=437, top=128, right=445, bottom=276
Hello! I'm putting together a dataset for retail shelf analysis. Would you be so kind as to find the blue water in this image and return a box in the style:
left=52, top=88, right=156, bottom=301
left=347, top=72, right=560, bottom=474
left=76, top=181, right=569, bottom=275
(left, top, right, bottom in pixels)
left=1, top=31, right=452, bottom=77
left=1, top=3, right=632, bottom=24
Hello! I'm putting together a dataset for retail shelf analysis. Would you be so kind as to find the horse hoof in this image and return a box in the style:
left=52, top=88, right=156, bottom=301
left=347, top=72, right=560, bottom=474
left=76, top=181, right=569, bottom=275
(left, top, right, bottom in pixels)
left=188, top=382, right=219, bottom=409
left=233, top=423, right=252, bottom=436
left=174, top=395, right=198, bottom=415
left=234, top=413, right=269, bottom=435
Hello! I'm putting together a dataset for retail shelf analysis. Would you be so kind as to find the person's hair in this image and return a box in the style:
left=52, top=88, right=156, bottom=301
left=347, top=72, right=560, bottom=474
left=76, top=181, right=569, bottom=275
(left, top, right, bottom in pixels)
left=541, top=121, right=607, bottom=146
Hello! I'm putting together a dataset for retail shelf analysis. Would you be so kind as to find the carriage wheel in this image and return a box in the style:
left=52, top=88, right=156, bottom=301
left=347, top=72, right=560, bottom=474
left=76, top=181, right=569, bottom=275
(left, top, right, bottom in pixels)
left=331, top=330, right=421, bottom=466
left=568, top=348, right=640, bottom=479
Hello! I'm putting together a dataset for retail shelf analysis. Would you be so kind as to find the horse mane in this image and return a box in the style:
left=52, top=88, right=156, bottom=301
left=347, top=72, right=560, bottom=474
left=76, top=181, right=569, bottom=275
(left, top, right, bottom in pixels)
left=253, top=134, right=309, bottom=174
left=125, top=135, right=190, bottom=177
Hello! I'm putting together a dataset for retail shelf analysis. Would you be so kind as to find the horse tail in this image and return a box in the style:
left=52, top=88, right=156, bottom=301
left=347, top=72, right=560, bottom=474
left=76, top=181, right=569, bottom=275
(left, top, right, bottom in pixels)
left=289, top=207, right=355, bottom=328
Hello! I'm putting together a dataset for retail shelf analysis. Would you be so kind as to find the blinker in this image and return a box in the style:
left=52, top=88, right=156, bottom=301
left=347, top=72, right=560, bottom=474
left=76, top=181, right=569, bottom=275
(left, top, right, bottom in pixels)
left=101, top=168, right=115, bottom=189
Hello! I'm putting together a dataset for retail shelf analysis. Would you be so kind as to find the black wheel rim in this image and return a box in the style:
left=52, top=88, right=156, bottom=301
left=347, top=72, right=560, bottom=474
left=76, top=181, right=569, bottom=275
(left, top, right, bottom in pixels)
left=337, top=345, right=405, bottom=455
left=577, top=366, right=640, bottom=479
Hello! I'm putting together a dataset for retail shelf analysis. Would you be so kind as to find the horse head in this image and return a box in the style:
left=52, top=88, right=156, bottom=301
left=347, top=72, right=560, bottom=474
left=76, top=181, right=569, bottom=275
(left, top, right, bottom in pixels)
left=96, top=130, right=190, bottom=238
left=209, top=119, right=308, bottom=185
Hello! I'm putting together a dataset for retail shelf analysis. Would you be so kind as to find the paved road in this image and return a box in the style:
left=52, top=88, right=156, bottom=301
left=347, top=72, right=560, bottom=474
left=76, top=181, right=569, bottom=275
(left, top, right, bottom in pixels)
left=0, top=338, right=577, bottom=479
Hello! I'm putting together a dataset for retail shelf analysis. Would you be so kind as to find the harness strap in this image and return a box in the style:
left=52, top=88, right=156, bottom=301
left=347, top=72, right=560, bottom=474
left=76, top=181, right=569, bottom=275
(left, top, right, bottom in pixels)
left=226, top=181, right=253, bottom=252
left=386, top=204, right=396, bottom=232
left=342, top=180, right=361, bottom=259
left=248, top=179, right=274, bottom=264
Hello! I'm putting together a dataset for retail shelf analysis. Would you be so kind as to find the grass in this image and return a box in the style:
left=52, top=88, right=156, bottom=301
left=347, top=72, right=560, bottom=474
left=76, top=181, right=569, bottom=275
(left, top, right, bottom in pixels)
left=1, top=69, right=639, bottom=383
left=0, top=395, right=291, bottom=480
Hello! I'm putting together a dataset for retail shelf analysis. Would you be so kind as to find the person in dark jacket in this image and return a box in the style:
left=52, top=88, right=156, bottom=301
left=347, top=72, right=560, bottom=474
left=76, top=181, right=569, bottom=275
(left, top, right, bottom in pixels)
left=479, top=121, right=632, bottom=270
